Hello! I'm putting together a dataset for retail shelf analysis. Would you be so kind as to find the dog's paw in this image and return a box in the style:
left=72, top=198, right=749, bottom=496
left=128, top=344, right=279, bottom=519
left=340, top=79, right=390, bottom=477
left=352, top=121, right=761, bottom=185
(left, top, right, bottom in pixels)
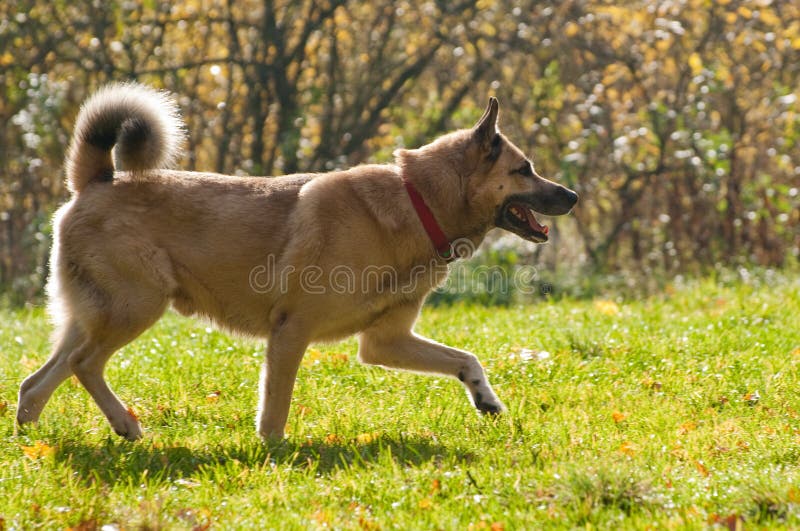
left=258, top=428, right=287, bottom=443
left=17, top=388, right=45, bottom=425
left=111, top=412, right=143, bottom=441
left=16, top=406, right=40, bottom=426
left=473, top=391, right=505, bottom=415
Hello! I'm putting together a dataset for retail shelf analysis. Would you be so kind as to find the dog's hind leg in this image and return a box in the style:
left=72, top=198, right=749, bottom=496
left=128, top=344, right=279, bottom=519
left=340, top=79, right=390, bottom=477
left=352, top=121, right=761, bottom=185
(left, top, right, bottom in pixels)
left=17, top=320, right=85, bottom=426
left=358, top=304, right=505, bottom=415
left=66, top=293, right=168, bottom=440
left=257, top=312, right=309, bottom=440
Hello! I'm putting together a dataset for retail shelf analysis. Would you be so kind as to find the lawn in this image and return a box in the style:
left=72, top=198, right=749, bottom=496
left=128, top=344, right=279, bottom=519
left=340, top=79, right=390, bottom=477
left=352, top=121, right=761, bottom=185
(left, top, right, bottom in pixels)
left=1, top=276, right=799, bottom=529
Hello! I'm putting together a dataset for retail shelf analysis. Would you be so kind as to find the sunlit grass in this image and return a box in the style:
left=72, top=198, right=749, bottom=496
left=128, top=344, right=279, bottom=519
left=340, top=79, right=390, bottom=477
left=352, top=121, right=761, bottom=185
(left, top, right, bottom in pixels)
left=1, top=277, right=799, bottom=529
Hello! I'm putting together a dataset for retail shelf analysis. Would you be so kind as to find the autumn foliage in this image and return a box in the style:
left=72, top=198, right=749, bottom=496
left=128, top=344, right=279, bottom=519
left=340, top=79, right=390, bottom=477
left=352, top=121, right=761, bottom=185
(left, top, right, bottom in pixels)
left=1, top=0, right=798, bottom=302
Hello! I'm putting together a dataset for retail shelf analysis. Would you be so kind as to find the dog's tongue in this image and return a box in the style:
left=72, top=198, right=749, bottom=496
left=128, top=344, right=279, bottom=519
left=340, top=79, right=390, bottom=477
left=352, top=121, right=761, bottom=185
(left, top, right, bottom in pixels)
left=524, top=209, right=549, bottom=235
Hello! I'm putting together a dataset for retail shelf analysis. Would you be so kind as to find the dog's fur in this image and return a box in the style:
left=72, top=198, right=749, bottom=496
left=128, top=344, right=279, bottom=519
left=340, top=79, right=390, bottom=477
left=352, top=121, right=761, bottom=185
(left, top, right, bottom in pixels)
left=17, top=83, right=577, bottom=440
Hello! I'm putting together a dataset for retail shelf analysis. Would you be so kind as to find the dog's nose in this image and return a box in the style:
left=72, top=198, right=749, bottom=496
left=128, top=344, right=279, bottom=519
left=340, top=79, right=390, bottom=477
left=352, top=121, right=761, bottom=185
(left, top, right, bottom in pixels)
left=561, top=187, right=579, bottom=207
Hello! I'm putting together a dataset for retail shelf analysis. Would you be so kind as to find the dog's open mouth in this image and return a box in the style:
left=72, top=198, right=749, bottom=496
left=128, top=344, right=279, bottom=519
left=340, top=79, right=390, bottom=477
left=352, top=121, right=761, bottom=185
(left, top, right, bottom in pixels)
left=496, top=200, right=550, bottom=243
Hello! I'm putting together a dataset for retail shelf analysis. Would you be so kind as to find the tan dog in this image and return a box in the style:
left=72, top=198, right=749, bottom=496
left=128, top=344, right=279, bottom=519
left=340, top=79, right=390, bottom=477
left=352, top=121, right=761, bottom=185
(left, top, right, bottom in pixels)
left=17, top=83, right=577, bottom=440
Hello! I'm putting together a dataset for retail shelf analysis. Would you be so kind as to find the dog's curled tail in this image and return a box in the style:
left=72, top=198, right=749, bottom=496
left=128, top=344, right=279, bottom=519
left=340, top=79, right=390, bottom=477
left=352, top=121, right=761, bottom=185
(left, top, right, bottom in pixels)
left=65, top=82, right=184, bottom=193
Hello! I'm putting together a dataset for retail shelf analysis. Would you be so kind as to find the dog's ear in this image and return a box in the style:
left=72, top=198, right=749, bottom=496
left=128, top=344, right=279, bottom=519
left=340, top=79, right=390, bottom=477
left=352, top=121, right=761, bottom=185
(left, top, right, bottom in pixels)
left=473, top=97, right=501, bottom=160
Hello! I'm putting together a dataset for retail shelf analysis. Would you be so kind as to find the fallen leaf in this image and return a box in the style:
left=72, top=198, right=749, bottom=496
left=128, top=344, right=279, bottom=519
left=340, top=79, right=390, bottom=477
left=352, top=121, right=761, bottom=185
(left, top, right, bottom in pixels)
left=324, top=433, right=343, bottom=444
left=127, top=406, right=139, bottom=420
left=302, top=348, right=325, bottom=368
left=670, top=445, right=690, bottom=460
left=612, top=411, right=628, bottom=423
left=418, top=498, right=433, bottom=509
left=694, top=459, right=710, bottom=477
left=619, top=441, right=638, bottom=456
left=743, top=391, right=760, bottom=406
left=641, top=377, right=662, bottom=391
left=678, top=421, right=697, bottom=435
left=65, top=518, right=97, bottom=531
left=594, top=299, right=620, bottom=316
left=206, top=390, right=221, bottom=403
left=708, top=513, right=744, bottom=531
left=355, top=432, right=379, bottom=444
left=0, top=401, right=7, bottom=416
left=358, top=516, right=380, bottom=530
left=331, top=352, right=349, bottom=364
left=430, top=478, right=441, bottom=495
left=312, top=510, right=332, bottom=525
left=21, top=441, right=55, bottom=460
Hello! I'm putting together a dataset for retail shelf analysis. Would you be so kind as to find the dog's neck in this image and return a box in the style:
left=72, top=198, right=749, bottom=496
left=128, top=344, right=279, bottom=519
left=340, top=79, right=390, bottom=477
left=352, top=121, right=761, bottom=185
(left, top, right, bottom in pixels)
left=397, top=156, right=491, bottom=252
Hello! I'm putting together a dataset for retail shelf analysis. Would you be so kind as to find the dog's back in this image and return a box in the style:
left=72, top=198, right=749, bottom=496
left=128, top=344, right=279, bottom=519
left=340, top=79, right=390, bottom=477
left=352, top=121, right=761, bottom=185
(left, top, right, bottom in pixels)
left=53, top=84, right=302, bottom=337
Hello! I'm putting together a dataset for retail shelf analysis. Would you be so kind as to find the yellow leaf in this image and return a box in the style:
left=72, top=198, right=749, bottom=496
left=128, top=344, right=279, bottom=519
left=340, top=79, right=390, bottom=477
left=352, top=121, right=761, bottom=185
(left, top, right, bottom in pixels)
left=359, top=515, right=380, bottom=530
left=21, top=441, right=55, bottom=460
left=688, top=52, right=703, bottom=76
left=737, top=5, right=752, bottom=19
left=594, top=300, right=620, bottom=316
left=302, top=349, right=348, bottom=368
left=759, top=8, right=780, bottom=27
left=564, top=22, right=579, bottom=38
left=418, top=497, right=433, bottom=509
left=302, top=348, right=324, bottom=368
left=619, top=441, right=638, bottom=456
left=312, top=510, right=332, bottom=525
left=612, top=411, right=628, bottom=423
left=324, top=433, right=342, bottom=444
left=678, top=421, right=697, bottom=435
left=694, top=460, right=710, bottom=477
left=355, top=432, right=379, bottom=444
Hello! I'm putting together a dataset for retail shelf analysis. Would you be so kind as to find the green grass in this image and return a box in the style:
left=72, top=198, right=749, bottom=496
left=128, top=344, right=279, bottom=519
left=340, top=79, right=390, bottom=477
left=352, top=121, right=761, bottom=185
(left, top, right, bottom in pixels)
left=2, top=277, right=800, bottom=529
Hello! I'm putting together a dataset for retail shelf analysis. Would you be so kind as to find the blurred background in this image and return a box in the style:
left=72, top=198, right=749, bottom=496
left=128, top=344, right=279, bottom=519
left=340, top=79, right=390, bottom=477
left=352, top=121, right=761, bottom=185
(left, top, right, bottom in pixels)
left=2, top=0, right=798, bottom=305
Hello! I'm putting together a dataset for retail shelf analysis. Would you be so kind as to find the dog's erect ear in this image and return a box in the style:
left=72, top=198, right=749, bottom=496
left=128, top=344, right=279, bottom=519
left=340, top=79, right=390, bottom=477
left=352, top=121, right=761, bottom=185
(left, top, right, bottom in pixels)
left=473, top=97, right=501, bottom=159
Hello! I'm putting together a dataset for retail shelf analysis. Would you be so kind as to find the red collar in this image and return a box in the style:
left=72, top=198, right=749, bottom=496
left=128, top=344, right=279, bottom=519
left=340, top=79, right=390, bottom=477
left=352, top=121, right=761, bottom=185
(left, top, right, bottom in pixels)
left=402, top=178, right=453, bottom=260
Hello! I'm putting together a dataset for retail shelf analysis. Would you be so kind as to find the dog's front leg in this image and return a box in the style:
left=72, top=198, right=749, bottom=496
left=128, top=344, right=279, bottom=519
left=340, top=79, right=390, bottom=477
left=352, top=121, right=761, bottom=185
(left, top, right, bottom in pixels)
left=257, top=312, right=309, bottom=440
left=359, top=309, right=505, bottom=414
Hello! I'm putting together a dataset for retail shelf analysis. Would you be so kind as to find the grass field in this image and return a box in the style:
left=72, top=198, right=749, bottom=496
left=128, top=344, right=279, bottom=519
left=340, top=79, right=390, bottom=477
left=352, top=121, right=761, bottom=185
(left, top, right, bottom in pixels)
left=1, top=276, right=799, bottom=529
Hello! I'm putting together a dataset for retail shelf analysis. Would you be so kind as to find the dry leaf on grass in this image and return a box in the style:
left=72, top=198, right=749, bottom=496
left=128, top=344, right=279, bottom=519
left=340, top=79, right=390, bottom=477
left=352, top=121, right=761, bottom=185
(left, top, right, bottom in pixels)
left=21, top=441, right=55, bottom=460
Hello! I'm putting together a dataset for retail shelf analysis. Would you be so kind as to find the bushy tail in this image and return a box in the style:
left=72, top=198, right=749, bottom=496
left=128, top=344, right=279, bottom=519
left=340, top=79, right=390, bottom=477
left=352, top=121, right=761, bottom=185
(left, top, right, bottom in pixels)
left=65, top=82, right=184, bottom=193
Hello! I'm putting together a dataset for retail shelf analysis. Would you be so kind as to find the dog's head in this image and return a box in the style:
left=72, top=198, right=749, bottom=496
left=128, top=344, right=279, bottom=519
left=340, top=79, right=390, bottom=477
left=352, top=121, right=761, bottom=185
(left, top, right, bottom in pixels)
left=465, top=98, right=578, bottom=243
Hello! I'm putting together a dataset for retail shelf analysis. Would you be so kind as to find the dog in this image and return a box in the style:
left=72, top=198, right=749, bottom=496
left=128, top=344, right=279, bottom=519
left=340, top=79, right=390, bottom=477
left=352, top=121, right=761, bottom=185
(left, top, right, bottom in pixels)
left=17, top=83, right=577, bottom=440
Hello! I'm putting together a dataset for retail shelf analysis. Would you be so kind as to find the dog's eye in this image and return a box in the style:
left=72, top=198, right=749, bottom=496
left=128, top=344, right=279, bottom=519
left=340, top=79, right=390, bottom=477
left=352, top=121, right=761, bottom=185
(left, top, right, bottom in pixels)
left=515, top=162, right=534, bottom=177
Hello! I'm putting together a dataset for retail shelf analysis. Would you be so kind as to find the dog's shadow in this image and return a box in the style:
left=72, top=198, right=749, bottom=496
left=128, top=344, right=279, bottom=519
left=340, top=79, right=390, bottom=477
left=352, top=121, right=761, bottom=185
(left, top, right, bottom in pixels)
left=55, top=433, right=475, bottom=485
